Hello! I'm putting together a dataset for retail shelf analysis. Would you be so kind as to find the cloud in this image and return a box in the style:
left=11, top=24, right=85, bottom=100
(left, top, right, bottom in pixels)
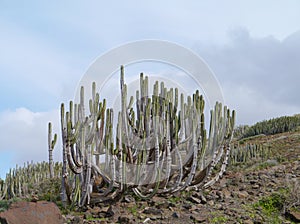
left=0, top=108, right=61, bottom=177
left=0, top=19, right=83, bottom=111
left=195, top=28, right=300, bottom=124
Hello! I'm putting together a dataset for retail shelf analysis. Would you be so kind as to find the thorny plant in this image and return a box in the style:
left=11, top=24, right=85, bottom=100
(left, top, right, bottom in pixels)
left=58, top=66, right=235, bottom=207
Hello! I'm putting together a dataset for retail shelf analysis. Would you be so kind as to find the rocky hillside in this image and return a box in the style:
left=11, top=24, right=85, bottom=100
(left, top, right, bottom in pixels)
left=1, top=130, right=299, bottom=224
left=61, top=130, right=300, bottom=223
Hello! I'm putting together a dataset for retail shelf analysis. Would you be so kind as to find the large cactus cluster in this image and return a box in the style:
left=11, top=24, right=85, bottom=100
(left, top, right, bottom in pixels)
left=0, top=161, right=62, bottom=200
left=59, top=66, right=235, bottom=206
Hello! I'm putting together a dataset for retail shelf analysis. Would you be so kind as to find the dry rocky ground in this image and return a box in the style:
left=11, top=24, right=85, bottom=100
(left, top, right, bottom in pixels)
left=63, top=131, right=300, bottom=224
left=1, top=131, right=299, bottom=224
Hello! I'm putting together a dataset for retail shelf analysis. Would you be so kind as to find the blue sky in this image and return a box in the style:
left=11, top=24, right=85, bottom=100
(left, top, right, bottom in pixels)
left=1, top=1, right=300, bottom=178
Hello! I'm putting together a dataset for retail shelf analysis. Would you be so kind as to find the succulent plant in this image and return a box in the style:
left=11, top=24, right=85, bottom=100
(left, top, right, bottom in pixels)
left=58, top=66, right=236, bottom=206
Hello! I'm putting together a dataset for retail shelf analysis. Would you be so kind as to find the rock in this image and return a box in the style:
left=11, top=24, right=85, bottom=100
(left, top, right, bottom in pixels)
left=287, top=210, right=300, bottom=222
left=235, top=191, right=249, bottom=199
left=153, top=200, right=169, bottom=209
left=84, top=210, right=92, bottom=219
left=143, top=207, right=162, bottom=215
left=72, top=216, right=84, bottom=224
left=0, top=201, right=64, bottom=224
left=200, top=194, right=207, bottom=204
left=222, top=189, right=232, bottom=199
left=118, top=215, right=133, bottom=223
left=239, top=184, right=247, bottom=191
left=142, top=217, right=151, bottom=223
left=266, top=159, right=278, bottom=166
left=252, top=184, right=260, bottom=189
left=182, top=203, right=192, bottom=210
left=215, top=204, right=223, bottom=210
left=31, top=194, right=39, bottom=202
left=168, top=202, right=176, bottom=207
left=106, top=205, right=120, bottom=217
left=218, top=178, right=227, bottom=188
left=216, top=190, right=224, bottom=200
left=187, top=196, right=202, bottom=204
left=123, top=195, right=135, bottom=203
left=149, top=196, right=163, bottom=206
left=90, top=206, right=101, bottom=216
left=244, top=219, right=254, bottom=224
left=98, top=211, right=107, bottom=219
left=207, top=200, right=215, bottom=206
left=189, top=205, right=198, bottom=212
left=259, top=174, right=269, bottom=180
left=249, top=179, right=258, bottom=184
left=172, top=212, right=180, bottom=218
left=149, top=216, right=159, bottom=221
left=190, top=213, right=207, bottom=223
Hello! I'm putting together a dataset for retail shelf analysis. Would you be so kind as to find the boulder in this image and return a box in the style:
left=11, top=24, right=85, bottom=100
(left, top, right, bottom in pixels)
left=0, top=201, right=64, bottom=224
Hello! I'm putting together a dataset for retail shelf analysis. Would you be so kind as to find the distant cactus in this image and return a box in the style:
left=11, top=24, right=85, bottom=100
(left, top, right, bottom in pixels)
left=58, top=66, right=235, bottom=206
left=48, top=122, right=57, bottom=178
left=0, top=161, right=62, bottom=200
left=230, top=143, right=272, bottom=165
left=241, top=115, right=300, bottom=138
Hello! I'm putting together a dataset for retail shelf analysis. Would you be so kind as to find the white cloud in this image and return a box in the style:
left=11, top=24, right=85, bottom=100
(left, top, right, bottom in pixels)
left=0, top=108, right=61, bottom=176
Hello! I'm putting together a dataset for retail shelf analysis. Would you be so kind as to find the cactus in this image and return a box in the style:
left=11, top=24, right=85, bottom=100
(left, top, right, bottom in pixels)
left=0, top=161, right=63, bottom=200
left=58, top=66, right=236, bottom=206
left=48, top=122, right=57, bottom=178
left=241, top=115, right=300, bottom=138
left=229, top=143, right=273, bottom=166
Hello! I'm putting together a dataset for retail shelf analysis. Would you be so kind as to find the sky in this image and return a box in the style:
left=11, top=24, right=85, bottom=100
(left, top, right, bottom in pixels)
left=0, top=1, right=300, bottom=178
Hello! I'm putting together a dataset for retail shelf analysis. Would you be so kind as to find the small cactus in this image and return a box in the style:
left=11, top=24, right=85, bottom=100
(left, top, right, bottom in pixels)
left=48, top=122, right=57, bottom=178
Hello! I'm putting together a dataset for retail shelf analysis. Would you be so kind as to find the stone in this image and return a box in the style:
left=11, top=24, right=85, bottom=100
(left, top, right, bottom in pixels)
left=189, top=205, right=198, bottom=212
left=143, top=207, right=162, bottom=215
left=243, top=219, right=253, bottom=224
left=200, top=194, right=207, bottom=204
left=216, top=190, right=224, bottom=200
left=98, top=211, right=107, bottom=219
left=219, top=178, right=227, bottom=188
left=123, top=195, right=135, bottom=203
left=90, top=206, right=101, bottom=216
left=236, top=191, right=249, bottom=199
left=182, top=203, right=192, bottom=210
left=106, top=205, right=120, bottom=217
left=172, top=212, right=180, bottom=218
left=168, top=202, right=176, bottom=207
left=215, top=204, right=223, bottom=210
left=0, top=201, right=64, bottom=224
left=84, top=210, right=92, bottom=219
left=249, top=180, right=258, bottom=184
left=118, top=215, right=132, bottom=223
left=149, top=196, right=163, bottom=207
left=207, top=200, right=214, bottom=206
left=142, top=217, right=151, bottom=223
left=187, top=196, right=202, bottom=204
left=72, top=216, right=84, bottom=224
left=222, top=189, right=232, bottom=199
left=154, top=201, right=169, bottom=209
left=190, top=213, right=207, bottom=223
left=287, top=210, right=300, bottom=222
